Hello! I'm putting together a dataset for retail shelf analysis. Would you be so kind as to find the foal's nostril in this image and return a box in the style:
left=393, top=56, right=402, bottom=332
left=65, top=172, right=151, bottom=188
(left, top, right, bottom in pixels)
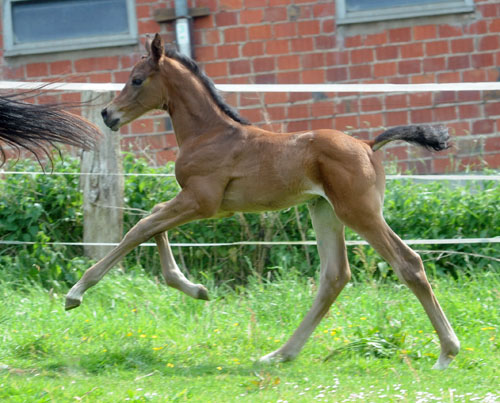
left=101, top=108, right=108, bottom=119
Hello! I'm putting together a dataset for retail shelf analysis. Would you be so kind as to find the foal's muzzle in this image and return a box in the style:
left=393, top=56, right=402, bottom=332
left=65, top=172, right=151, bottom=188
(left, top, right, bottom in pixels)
left=101, top=107, right=121, bottom=131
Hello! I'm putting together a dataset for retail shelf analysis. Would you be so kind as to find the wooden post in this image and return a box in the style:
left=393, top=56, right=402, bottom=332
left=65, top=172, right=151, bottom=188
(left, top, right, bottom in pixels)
left=80, top=91, right=124, bottom=260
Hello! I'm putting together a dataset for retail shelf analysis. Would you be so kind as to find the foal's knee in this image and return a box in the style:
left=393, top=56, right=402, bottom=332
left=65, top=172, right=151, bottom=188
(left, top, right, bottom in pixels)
left=396, top=252, right=430, bottom=289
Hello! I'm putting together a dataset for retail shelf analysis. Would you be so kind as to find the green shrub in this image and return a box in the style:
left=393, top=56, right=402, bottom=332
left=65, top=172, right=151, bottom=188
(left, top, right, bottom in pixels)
left=0, top=155, right=498, bottom=288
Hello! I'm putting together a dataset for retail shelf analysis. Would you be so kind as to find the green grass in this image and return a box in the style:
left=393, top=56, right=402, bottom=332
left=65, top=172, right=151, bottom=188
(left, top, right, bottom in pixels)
left=0, top=271, right=499, bottom=402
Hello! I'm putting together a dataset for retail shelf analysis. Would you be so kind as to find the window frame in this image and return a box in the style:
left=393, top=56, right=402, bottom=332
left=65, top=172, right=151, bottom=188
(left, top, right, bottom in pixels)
left=2, top=0, right=138, bottom=57
left=335, top=0, right=475, bottom=25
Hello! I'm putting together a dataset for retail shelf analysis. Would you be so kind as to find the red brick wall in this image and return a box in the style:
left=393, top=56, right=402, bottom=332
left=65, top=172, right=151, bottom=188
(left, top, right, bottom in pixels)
left=1, top=0, right=499, bottom=172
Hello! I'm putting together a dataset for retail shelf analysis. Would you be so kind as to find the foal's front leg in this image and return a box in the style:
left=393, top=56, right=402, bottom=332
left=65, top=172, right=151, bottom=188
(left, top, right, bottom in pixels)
left=155, top=231, right=209, bottom=300
left=65, top=189, right=210, bottom=310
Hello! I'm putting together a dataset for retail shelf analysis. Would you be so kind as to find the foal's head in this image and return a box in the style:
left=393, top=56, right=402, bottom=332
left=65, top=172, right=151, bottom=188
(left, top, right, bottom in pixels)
left=102, top=34, right=166, bottom=131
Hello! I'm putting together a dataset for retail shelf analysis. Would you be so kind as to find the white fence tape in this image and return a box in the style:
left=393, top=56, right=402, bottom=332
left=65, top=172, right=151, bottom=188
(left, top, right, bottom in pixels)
left=0, top=237, right=499, bottom=248
left=2, top=81, right=500, bottom=93
left=1, top=171, right=499, bottom=181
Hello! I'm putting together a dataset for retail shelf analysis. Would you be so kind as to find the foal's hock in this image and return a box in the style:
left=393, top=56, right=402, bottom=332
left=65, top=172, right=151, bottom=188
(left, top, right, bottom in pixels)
left=66, top=34, right=459, bottom=369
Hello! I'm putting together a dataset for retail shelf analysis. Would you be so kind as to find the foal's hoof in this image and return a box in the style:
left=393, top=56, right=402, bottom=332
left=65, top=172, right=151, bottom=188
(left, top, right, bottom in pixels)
left=197, top=285, right=210, bottom=301
left=65, top=296, right=82, bottom=311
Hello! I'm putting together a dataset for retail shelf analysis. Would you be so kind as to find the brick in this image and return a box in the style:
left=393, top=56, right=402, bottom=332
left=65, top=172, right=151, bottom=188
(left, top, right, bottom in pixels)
left=242, top=42, right=264, bottom=57
left=238, top=9, right=261, bottom=24
left=253, top=57, right=275, bottom=73
left=438, top=24, right=462, bottom=38
left=287, top=120, right=309, bottom=132
left=398, top=60, right=421, bottom=75
left=375, top=46, right=398, bottom=61
left=311, top=101, right=334, bottom=117
left=136, top=4, right=151, bottom=19
left=433, top=106, right=457, bottom=122
left=49, top=61, right=72, bottom=75
left=264, top=7, right=287, bottom=22
left=459, top=104, right=480, bottom=119
left=400, top=43, right=424, bottom=59
left=326, top=51, right=349, bottom=66
left=462, top=69, right=487, bottom=82
left=433, top=92, right=456, bottom=105
left=291, top=37, right=314, bottom=52
left=311, top=118, right=335, bottom=130
left=204, top=61, right=228, bottom=77
left=373, top=62, right=396, bottom=78
left=437, top=71, right=460, bottom=82
left=472, top=53, right=494, bottom=68
left=485, top=102, right=500, bottom=116
left=223, top=27, right=246, bottom=43
left=88, top=73, right=112, bottom=83
left=74, top=57, right=119, bottom=73
left=410, top=108, right=433, bottom=123
left=196, top=46, right=216, bottom=61
left=264, top=92, right=288, bottom=105
left=230, top=60, right=251, bottom=75
left=385, top=110, right=408, bottom=126
left=215, top=11, right=238, bottom=26
left=489, top=18, right=500, bottom=33
left=360, top=97, right=383, bottom=112
left=249, top=25, right=272, bottom=40
left=447, top=121, right=471, bottom=136
left=274, top=22, right=297, bottom=38
left=326, top=67, right=348, bottom=82
left=255, top=73, right=276, bottom=84
left=277, top=55, right=300, bottom=70
left=302, top=69, right=325, bottom=83
left=195, top=15, right=214, bottom=29
left=266, top=40, right=290, bottom=55
left=25, top=62, right=48, bottom=78
left=334, top=115, right=359, bottom=131
left=410, top=92, right=432, bottom=108
left=411, top=73, right=438, bottom=84
left=267, top=106, right=286, bottom=120
left=298, top=20, right=320, bottom=36
left=423, top=57, right=445, bottom=72
left=485, top=136, right=500, bottom=152
left=313, top=3, right=335, bottom=18
left=365, top=32, right=387, bottom=46
left=450, top=38, right=474, bottom=54
left=464, top=20, right=488, bottom=35
left=315, top=35, right=336, bottom=50
left=345, top=35, right=362, bottom=48
left=277, top=71, right=298, bottom=83
left=484, top=153, right=500, bottom=169
left=385, top=94, right=408, bottom=108
left=321, top=19, right=335, bottom=34
left=388, top=27, right=411, bottom=43
left=472, top=119, right=495, bottom=134
left=479, top=35, right=500, bottom=51
left=301, top=53, right=325, bottom=69
left=131, top=119, right=155, bottom=135
left=350, top=48, right=373, bottom=65
left=360, top=113, right=383, bottom=128
left=425, top=40, right=449, bottom=56
left=349, top=65, right=371, bottom=80
left=413, top=25, right=437, bottom=41
left=447, top=55, right=470, bottom=70
left=478, top=3, right=498, bottom=18
left=220, top=0, right=243, bottom=10
left=287, top=104, right=310, bottom=119
left=217, top=44, right=239, bottom=59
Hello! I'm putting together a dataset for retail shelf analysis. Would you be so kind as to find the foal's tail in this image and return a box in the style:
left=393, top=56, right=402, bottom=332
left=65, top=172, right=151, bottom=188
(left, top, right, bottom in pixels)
left=0, top=93, right=101, bottom=166
left=369, top=125, right=450, bottom=152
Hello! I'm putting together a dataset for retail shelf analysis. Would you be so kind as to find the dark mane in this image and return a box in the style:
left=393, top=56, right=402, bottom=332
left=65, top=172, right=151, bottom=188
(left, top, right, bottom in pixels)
left=164, top=48, right=250, bottom=126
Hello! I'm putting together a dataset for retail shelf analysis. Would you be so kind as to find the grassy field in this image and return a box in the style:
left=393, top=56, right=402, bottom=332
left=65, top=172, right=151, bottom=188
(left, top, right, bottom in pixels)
left=0, top=271, right=498, bottom=402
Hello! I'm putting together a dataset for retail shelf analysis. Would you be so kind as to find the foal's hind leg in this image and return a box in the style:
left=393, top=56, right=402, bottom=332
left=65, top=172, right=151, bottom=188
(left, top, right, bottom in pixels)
left=155, top=232, right=209, bottom=300
left=339, top=205, right=460, bottom=369
left=260, top=198, right=351, bottom=363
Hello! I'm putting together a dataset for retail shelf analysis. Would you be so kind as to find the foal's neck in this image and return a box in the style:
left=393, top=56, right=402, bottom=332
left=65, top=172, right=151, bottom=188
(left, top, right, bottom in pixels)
left=160, top=58, right=236, bottom=146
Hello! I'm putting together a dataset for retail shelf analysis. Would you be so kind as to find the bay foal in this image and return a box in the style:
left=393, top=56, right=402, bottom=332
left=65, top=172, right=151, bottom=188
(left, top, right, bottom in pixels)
left=66, top=34, right=459, bottom=369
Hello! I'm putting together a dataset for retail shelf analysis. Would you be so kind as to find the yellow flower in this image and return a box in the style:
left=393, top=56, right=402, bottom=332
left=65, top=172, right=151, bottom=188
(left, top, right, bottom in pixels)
left=360, top=317, right=367, bottom=320
left=214, top=329, right=220, bottom=333
left=140, top=334, right=147, bottom=338
left=233, top=323, right=239, bottom=327
left=151, top=335, right=158, bottom=339
left=152, top=347, right=163, bottom=351
left=465, top=347, right=474, bottom=351
left=217, top=366, right=222, bottom=371
left=418, top=330, right=423, bottom=333
left=330, top=331, right=336, bottom=336
left=167, top=363, right=174, bottom=368
left=126, top=332, right=133, bottom=337
left=481, top=326, right=495, bottom=331
left=102, top=349, right=107, bottom=352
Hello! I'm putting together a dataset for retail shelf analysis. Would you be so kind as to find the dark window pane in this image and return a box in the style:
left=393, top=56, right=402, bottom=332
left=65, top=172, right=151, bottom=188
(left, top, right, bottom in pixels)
left=12, top=0, right=129, bottom=44
left=346, top=0, right=455, bottom=12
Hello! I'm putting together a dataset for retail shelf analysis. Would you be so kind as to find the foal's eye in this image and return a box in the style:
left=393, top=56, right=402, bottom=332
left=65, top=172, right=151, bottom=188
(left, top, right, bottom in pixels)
left=131, top=78, right=143, bottom=86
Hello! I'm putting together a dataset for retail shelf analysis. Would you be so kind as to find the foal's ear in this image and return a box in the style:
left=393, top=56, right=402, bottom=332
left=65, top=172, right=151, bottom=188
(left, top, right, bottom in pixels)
left=150, top=33, right=164, bottom=65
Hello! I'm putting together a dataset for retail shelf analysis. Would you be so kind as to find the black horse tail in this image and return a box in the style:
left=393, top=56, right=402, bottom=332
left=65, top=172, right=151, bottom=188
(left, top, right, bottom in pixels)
left=369, top=125, right=450, bottom=152
left=0, top=92, right=101, bottom=167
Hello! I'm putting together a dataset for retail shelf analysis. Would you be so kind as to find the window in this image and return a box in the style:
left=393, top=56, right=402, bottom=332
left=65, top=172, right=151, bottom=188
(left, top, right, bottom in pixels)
left=336, top=0, right=475, bottom=25
left=3, top=0, right=138, bottom=56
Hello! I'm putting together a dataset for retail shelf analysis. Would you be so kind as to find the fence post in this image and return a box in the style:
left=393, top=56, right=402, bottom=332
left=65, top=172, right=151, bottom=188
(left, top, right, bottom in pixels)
left=80, top=91, right=124, bottom=259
